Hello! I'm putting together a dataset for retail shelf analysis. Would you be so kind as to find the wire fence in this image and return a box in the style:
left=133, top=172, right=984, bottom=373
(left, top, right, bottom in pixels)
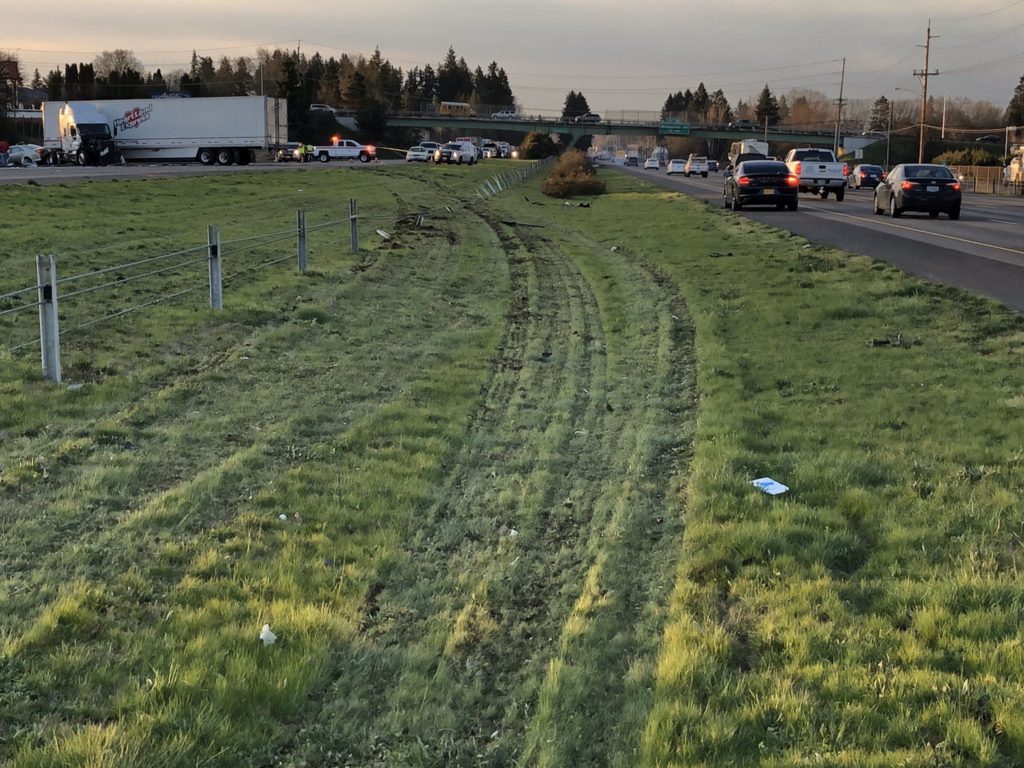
left=1, top=158, right=550, bottom=383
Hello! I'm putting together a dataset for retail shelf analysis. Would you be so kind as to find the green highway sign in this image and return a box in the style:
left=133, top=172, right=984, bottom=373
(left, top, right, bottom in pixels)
left=659, top=119, right=690, bottom=136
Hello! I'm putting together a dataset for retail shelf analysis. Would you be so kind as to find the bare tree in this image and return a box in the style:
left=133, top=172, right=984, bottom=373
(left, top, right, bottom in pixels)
left=93, top=49, right=145, bottom=79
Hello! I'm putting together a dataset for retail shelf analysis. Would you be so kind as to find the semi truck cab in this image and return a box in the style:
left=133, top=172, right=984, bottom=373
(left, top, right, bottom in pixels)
left=59, top=103, right=122, bottom=166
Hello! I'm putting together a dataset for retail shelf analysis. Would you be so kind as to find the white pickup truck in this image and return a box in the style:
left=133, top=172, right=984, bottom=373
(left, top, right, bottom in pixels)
left=684, top=154, right=710, bottom=177
left=313, top=138, right=376, bottom=163
left=783, top=148, right=848, bottom=200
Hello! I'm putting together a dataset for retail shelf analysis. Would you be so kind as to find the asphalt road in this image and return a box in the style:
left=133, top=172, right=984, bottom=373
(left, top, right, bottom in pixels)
left=617, top=164, right=1024, bottom=313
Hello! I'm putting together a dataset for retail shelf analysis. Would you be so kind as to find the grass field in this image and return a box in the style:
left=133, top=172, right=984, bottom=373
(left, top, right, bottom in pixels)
left=2, top=162, right=1023, bottom=767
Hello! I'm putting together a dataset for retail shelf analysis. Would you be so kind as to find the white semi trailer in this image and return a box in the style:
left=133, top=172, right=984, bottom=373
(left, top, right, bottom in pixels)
left=41, top=96, right=288, bottom=166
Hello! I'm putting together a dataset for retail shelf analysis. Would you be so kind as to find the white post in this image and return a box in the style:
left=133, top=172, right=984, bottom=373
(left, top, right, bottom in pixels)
left=208, top=225, right=223, bottom=310
left=349, top=199, right=359, bottom=253
left=36, top=254, right=62, bottom=384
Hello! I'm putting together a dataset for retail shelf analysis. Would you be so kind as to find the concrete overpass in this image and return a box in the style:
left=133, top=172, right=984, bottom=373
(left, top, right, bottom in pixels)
left=385, top=115, right=839, bottom=146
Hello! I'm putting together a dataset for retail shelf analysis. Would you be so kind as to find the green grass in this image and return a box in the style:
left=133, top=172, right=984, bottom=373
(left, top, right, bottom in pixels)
left=2, top=163, right=1024, bottom=767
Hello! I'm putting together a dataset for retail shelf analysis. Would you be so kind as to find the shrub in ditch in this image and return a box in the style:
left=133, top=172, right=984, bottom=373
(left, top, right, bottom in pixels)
left=542, top=150, right=606, bottom=198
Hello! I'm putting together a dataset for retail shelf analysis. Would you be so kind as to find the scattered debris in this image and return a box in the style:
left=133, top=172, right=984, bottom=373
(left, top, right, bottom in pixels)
left=67, top=383, right=85, bottom=391
left=499, top=219, right=545, bottom=228
left=751, top=477, right=789, bottom=495
left=376, top=229, right=391, bottom=240
left=279, top=513, right=288, bottom=521
left=260, top=624, right=277, bottom=646
left=610, top=245, right=619, bottom=252
left=868, top=333, right=904, bottom=347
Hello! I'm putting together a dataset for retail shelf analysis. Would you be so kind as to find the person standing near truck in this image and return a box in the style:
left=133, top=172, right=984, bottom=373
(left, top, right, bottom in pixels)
left=0, top=138, right=9, bottom=167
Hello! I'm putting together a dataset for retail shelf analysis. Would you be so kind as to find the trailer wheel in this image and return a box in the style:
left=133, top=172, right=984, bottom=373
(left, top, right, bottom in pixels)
left=199, top=148, right=216, bottom=165
left=216, top=149, right=235, bottom=166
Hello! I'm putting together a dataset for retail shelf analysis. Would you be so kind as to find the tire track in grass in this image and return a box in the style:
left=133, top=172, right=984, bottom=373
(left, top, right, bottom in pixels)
left=279, top=208, right=611, bottom=766
left=280, top=206, right=695, bottom=767
left=521, top=232, right=696, bottom=768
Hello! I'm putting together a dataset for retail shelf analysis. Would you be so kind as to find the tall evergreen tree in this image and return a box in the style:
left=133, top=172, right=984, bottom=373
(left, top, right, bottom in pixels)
left=755, top=84, right=780, bottom=126
left=869, top=95, right=891, bottom=132
left=561, top=90, right=590, bottom=121
left=1006, top=74, right=1024, bottom=126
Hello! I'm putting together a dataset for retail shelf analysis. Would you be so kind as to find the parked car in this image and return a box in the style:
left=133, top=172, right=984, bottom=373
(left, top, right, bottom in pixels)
left=707, top=160, right=719, bottom=173
left=418, top=141, right=441, bottom=156
left=576, top=113, right=601, bottom=124
left=274, top=142, right=301, bottom=162
left=433, top=141, right=477, bottom=164
left=722, top=159, right=799, bottom=211
left=666, top=158, right=686, bottom=175
left=644, top=156, right=660, bottom=170
left=624, top=155, right=639, bottom=167
left=406, top=146, right=431, bottom=162
left=6, top=144, right=49, bottom=167
left=848, top=163, right=885, bottom=189
left=872, top=163, right=961, bottom=219
left=729, top=119, right=757, bottom=130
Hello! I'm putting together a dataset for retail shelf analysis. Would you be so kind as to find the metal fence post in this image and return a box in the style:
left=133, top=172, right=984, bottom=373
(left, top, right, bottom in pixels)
left=36, top=254, right=62, bottom=384
left=297, top=209, right=307, bottom=273
left=208, top=225, right=223, bottom=310
left=349, top=199, right=359, bottom=253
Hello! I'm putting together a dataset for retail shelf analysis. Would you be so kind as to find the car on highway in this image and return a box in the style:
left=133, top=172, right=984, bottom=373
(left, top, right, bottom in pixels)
left=6, top=144, right=50, bottom=167
left=707, top=160, right=719, bottom=173
left=722, top=159, right=799, bottom=211
left=406, top=146, right=431, bottom=162
left=848, top=163, right=885, bottom=189
left=685, top=154, right=710, bottom=177
left=666, top=158, right=686, bottom=175
left=644, top=156, right=660, bottom=170
left=433, top=141, right=477, bottom=165
left=728, top=119, right=757, bottom=130
left=274, top=142, right=301, bottom=162
left=872, top=163, right=961, bottom=219
left=491, top=109, right=519, bottom=120
left=576, top=113, right=601, bottom=124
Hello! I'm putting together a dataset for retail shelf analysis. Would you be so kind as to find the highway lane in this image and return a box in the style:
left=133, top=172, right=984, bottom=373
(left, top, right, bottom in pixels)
left=617, top=164, right=1024, bottom=313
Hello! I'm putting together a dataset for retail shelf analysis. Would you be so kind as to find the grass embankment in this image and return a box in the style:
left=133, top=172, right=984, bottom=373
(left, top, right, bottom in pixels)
left=1, top=163, right=1023, bottom=767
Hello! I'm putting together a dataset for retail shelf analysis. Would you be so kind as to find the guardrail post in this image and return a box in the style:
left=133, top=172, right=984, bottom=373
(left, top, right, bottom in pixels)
left=208, top=225, right=223, bottom=310
left=296, top=209, right=308, bottom=273
left=349, top=199, right=359, bottom=253
left=36, top=254, right=62, bottom=384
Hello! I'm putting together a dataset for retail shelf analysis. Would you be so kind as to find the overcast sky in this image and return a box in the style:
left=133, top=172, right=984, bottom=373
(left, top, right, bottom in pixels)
left=5, top=0, right=1023, bottom=119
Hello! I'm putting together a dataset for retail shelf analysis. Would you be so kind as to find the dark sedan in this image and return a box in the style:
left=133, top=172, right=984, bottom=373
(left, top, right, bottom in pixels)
left=872, top=164, right=961, bottom=219
left=723, top=160, right=799, bottom=211
left=848, top=163, right=884, bottom=189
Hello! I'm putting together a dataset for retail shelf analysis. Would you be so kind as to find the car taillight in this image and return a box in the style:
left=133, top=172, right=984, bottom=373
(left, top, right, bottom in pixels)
left=901, top=181, right=915, bottom=190
left=786, top=175, right=798, bottom=186
left=737, top=176, right=751, bottom=186
left=951, top=182, right=961, bottom=191
left=792, top=162, right=801, bottom=175
left=842, top=164, right=849, bottom=176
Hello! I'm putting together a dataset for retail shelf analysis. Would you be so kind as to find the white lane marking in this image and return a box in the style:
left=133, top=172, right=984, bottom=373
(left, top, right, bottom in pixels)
left=801, top=204, right=1024, bottom=257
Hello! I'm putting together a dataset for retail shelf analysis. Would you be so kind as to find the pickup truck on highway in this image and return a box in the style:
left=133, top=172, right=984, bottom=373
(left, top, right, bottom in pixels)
left=784, top=148, right=848, bottom=200
left=312, top=137, right=376, bottom=163
left=684, top=154, right=709, bottom=177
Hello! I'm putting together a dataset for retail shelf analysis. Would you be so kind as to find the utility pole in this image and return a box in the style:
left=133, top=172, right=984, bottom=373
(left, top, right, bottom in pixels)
left=914, top=20, right=939, bottom=163
left=834, top=57, right=846, bottom=155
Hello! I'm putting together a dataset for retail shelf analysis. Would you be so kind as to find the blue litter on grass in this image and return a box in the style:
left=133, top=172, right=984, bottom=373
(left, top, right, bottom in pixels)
left=752, top=477, right=789, bottom=495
